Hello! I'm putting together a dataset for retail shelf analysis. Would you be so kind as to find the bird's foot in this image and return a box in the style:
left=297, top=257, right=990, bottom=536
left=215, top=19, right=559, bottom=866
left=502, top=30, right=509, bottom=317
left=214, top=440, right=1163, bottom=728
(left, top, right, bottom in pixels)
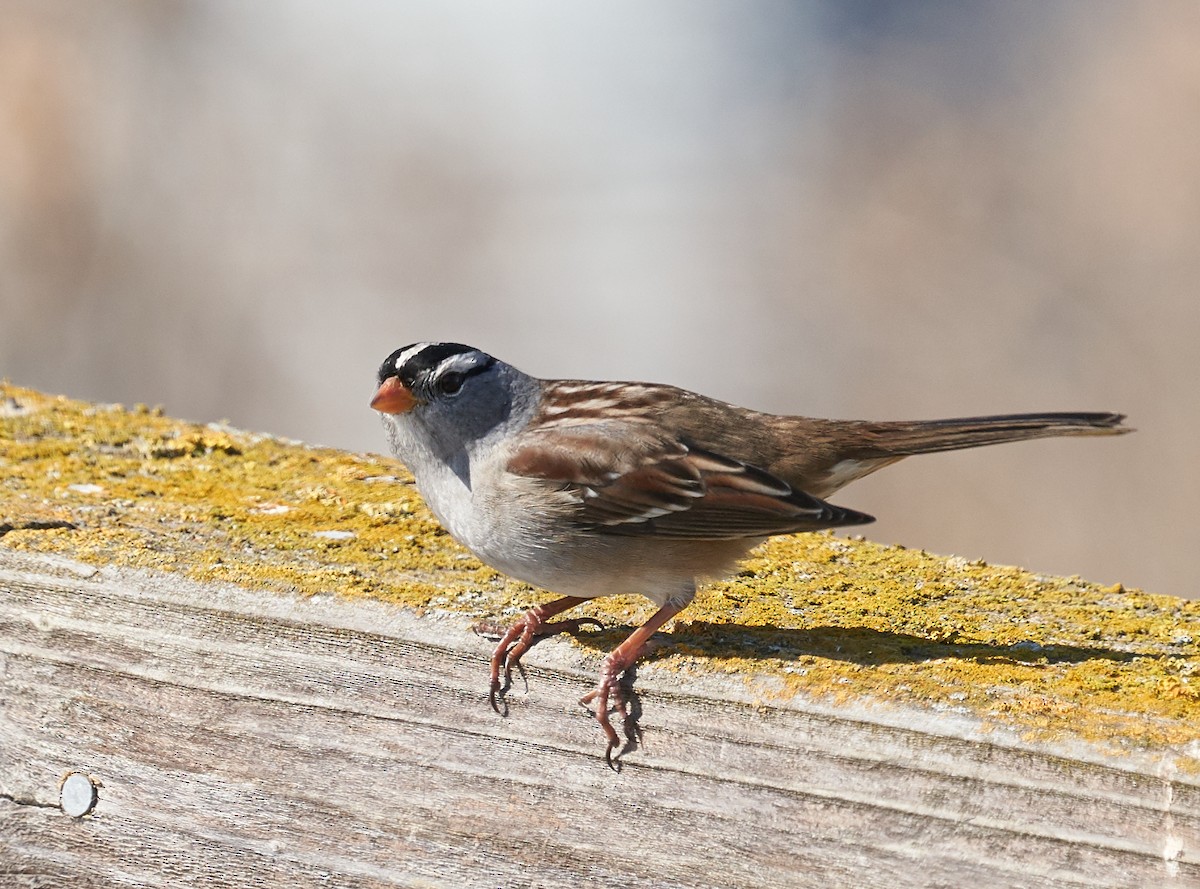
left=579, top=652, right=638, bottom=770
left=481, top=604, right=601, bottom=714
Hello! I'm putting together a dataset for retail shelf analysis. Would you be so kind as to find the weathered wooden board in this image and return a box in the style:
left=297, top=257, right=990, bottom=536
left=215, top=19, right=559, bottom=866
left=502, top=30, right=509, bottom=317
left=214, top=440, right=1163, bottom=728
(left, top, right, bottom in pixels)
left=1, top=548, right=1196, bottom=888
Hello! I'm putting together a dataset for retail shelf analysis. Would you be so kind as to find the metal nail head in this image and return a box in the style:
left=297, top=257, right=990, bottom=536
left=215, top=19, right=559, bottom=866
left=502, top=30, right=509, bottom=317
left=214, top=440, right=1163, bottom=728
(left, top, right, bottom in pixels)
left=59, top=771, right=100, bottom=818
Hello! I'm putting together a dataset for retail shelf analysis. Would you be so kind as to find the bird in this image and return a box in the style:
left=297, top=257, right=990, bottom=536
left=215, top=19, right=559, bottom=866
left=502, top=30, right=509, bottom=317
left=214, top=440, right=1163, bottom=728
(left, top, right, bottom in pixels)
left=370, top=342, right=1130, bottom=766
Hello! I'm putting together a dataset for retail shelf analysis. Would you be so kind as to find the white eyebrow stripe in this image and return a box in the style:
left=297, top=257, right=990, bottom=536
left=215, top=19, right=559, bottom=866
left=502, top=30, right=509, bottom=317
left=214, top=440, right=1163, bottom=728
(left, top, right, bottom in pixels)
left=395, top=342, right=435, bottom=371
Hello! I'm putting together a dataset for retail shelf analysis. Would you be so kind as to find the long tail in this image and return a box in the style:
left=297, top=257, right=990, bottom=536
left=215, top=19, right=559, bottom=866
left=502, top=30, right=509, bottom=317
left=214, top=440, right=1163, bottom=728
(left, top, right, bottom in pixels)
left=789, top=411, right=1131, bottom=497
left=850, top=411, right=1131, bottom=457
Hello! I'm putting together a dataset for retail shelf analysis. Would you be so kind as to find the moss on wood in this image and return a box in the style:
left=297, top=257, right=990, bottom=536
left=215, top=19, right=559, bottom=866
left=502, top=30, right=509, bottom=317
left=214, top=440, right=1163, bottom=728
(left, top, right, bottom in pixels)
left=2, top=383, right=1197, bottom=763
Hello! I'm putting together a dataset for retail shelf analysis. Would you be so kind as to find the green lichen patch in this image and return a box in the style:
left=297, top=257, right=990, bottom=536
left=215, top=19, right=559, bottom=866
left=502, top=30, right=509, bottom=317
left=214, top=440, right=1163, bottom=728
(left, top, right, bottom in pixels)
left=0, top=385, right=508, bottom=608
left=3, top=383, right=1198, bottom=762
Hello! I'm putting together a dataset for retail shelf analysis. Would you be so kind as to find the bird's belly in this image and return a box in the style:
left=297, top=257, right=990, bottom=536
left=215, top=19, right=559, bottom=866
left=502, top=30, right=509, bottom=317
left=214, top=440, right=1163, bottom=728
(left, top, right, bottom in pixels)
left=465, top=529, right=757, bottom=607
left=415, top=464, right=757, bottom=606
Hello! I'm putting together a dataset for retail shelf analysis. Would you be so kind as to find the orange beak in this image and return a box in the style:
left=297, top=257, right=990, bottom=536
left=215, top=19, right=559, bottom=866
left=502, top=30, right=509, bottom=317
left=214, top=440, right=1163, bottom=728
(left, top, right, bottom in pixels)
left=370, top=376, right=418, bottom=414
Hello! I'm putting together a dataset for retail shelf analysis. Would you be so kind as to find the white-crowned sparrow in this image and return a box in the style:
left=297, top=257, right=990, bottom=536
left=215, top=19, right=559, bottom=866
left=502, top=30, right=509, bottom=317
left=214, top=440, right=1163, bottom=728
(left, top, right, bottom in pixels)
left=371, top=342, right=1130, bottom=765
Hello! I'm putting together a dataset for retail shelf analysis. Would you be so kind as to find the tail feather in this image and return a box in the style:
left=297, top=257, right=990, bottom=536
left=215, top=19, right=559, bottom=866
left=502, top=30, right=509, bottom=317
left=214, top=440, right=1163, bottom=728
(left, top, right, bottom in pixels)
left=850, top=411, right=1131, bottom=457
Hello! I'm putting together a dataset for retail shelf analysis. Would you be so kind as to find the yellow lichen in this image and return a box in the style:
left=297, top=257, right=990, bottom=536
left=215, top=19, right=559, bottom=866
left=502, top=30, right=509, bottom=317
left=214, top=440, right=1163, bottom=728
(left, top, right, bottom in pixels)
left=2, top=383, right=1198, bottom=763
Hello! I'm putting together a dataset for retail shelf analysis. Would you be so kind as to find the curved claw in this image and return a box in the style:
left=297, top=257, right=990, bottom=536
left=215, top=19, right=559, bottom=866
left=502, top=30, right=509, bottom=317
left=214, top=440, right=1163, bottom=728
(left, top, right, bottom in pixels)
left=486, top=598, right=596, bottom=713
left=489, top=620, right=528, bottom=711
left=489, top=675, right=507, bottom=715
left=580, top=654, right=628, bottom=770
left=487, top=595, right=687, bottom=769
left=575, top=597, right=689, bottom=767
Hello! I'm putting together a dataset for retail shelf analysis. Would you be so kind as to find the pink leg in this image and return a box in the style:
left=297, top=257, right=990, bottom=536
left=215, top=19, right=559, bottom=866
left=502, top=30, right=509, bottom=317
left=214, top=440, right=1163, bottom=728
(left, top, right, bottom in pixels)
left=579, top=599, right=688, bottom=769
left=485, top=596, right=601, bottom=713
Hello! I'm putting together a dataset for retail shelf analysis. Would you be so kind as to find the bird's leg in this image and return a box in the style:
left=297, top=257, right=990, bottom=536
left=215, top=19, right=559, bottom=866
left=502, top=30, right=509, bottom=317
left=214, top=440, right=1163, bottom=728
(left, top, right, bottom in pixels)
left=580, top=597, right=690, bottom=769
left=487, top=596, right=601, bottom=713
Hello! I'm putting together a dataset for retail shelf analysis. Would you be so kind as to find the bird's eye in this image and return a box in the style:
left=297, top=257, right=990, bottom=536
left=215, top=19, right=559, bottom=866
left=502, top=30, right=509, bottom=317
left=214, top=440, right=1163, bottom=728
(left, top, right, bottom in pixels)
left=437, top=371, right=465, bottom=397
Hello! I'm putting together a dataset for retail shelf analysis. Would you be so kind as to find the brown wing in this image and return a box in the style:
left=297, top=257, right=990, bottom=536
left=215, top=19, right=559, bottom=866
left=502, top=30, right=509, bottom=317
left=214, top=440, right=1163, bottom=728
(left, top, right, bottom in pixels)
left=504, top=423, right=874, bottom=540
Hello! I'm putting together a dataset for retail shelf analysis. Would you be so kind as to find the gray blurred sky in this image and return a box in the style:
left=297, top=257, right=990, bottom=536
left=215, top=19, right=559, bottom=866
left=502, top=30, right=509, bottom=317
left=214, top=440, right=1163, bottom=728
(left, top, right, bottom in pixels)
left=1, top=2, right=1196, bottom=597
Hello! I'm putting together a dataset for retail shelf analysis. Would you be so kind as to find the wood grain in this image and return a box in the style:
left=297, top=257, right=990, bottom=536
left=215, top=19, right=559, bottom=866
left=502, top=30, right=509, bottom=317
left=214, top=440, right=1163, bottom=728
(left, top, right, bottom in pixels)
left=1, top=548, right=1196, bottom=888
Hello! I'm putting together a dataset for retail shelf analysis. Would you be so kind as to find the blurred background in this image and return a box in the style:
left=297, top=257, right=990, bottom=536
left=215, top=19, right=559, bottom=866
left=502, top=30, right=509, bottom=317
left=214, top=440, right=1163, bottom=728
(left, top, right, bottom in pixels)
left=1, top=2, right=1195, bottom=597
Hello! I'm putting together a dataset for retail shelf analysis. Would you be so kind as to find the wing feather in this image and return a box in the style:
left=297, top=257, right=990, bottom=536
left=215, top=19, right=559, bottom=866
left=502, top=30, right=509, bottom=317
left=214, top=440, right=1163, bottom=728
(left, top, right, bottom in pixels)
left=505, top=423, right=873, bottom=539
